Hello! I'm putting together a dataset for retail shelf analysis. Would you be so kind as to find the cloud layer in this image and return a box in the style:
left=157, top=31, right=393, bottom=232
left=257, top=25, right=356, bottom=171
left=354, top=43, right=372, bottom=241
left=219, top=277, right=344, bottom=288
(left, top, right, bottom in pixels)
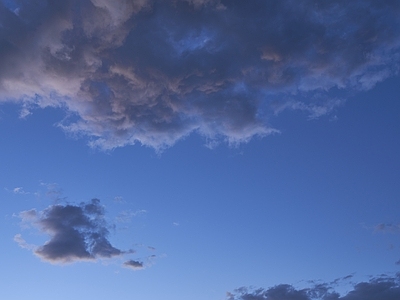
left=228, top=274, right=400, bottom=300
left=16, top=199, right=142, bottom=266
left=1, top=0, right=400, bottom=149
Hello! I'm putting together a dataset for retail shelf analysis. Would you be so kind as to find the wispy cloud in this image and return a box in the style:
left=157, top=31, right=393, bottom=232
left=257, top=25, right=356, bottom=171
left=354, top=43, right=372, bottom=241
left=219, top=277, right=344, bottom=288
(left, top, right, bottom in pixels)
left=14, top=233, right=35, bottom=250
left=1, top=0, right=399, bottom=150
left=38, top=182, right=67, bottom=203
left=374, top=223, right=400, bottom=233
left=6, top=182, right=68, bottom=201
left=115, top=209, right=147, bottom=223
left=12, top=187, right=29, bottom=195
left=113, top=196, right=124, bottom=203
left=15, top=199, right=143, bottom=266
left=228, top=274, right=400, bottom=300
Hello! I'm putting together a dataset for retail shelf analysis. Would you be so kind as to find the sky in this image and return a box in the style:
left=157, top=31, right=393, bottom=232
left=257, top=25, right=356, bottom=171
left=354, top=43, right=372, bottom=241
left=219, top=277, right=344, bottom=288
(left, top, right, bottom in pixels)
left=1, top=0, right=400, bottom=299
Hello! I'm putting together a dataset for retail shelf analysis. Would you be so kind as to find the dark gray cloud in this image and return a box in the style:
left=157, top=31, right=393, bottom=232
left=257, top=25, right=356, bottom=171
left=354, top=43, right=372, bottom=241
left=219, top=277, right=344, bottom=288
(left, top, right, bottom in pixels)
left=1, top=0, right=399, bottom=149
left=228, top=274, right=400, bottom=300
left=123, top=259, right=144, bottom=270
left=16, top=199, right=132, bottom=264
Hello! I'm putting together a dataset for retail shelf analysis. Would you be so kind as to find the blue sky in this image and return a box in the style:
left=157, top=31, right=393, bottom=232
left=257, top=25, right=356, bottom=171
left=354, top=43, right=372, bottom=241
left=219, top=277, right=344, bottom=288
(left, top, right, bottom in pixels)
left=1, top=1, right=400, bottom=300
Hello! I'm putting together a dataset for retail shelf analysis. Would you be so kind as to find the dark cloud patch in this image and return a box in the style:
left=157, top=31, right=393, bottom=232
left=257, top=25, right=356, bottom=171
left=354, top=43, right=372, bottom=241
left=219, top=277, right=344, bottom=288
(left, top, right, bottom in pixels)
left=1, top=0, right=400, bottom=149
left=123, top=259, right=144, bottom=270
left=17, top=199, right=128, bottom=264
left=228, top=274, right=400, bottom=300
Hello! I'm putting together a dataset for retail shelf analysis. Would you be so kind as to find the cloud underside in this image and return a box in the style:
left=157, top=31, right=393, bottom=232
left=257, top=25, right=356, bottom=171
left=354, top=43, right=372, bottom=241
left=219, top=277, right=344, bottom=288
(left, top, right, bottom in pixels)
left=16, top=199, right=140, bottom=266
left=1, top=0, right=400, bottom=149
left=229, top=274, right=400, bottom=300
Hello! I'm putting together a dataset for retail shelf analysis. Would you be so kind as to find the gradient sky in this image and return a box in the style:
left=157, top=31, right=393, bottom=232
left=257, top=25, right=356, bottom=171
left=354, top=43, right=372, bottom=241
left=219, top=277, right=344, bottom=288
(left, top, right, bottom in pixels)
left=1, top=1, right=400, bottom=300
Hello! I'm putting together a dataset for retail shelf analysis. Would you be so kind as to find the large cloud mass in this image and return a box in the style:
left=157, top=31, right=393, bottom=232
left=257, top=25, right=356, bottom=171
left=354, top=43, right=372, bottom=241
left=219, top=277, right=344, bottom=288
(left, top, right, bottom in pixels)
left=1, top=0, right=399, bottom=149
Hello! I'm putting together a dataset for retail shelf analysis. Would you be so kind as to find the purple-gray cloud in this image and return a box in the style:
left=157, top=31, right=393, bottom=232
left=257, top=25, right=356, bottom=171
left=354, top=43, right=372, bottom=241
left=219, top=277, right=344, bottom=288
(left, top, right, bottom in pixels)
left=123, top=259, right=144, bottom=270
left=1, top=0, right=399, bottom=150
left=16, top=199, right=134, bottom=264
left=228, top=274, right=400, bottom=300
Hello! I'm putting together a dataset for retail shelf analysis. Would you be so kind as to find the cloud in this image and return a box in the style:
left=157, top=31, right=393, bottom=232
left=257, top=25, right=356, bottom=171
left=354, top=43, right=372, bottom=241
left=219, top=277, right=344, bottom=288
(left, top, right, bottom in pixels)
left=115, top=209, right=147, bottom=223
left=14, top=233, right=35, bottom=250
left=1, top=0, right=400, bottom=150
left=12, top=187, right=29, bottom=194
left=228, top=274, right=400, bottom=300
left=123, top=259, right=144, bottom=270
left=113, top=196, right=124, bottom=203
left=16, top=199, right=131, bottom=264
left=374, top=223, right=400, bottom=233
left=40, top=182, right=66, bottom=202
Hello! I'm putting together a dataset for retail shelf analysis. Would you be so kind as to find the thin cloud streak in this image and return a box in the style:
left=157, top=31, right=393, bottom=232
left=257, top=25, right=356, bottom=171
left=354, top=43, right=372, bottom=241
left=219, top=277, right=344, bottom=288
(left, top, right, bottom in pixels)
left=115, top=209, right=147, bottom=223
left=1, top=0, right=399, bottom=150
left=12, top=187, right=29, bottom=195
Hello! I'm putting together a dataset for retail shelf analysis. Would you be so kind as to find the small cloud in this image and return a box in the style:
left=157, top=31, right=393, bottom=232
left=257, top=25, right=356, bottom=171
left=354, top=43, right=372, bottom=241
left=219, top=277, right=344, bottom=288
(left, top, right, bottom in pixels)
left=15, top=199, right=134, bottom=265
left=123, top=259, right=144, bottom=270
left=343, top=274, right=354, bottom=280
left=273, top=98, right=345, bottom=120
left=12, top=187, right=29, bottom=195
left=113, top=196, right=124, bottom=203
left=123, top=253, right=158, bottom=270
left=374, top=223, right=400, bottom=233
left=173, top=222, right=180, bottom=226
left=115, top=210, right=147, bottom=223
left=14, top=234, right=35, bottom=250
left=331, top=274, right=354, bottom=285
left=40, top=182, right=66, bottom=203
left=19, top=105, right=33, bottom=118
